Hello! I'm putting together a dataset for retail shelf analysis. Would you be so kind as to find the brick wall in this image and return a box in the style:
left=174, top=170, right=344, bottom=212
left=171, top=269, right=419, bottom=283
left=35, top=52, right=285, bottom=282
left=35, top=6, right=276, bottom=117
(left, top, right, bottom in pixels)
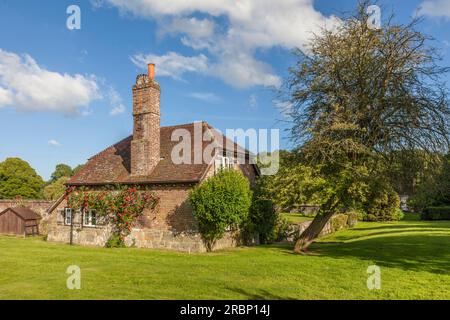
left=131, top=74, right=160, bottom=176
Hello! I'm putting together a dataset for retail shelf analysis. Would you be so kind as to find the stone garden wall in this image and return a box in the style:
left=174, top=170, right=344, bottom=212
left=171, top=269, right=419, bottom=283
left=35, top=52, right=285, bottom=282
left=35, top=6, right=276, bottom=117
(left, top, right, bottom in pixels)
left=0, top=200, right=54, bottom=219
left=126, top=229, right=240, bottom=253
left=48, top=223, right=240, bottom=253
left=287, top=213, right=356, bottom=242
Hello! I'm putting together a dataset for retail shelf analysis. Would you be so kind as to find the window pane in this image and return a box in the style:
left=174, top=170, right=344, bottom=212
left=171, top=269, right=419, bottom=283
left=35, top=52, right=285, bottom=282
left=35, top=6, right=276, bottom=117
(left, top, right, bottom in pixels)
left=65, top=209, right=72, bottom=225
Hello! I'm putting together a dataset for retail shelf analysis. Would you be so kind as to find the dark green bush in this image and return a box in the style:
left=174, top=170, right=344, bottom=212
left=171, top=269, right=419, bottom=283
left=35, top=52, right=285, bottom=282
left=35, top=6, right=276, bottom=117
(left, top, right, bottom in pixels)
left=408, top=154, right=450, bottom=211
left=248, top=199, right=278, bottom=244
left=105, top=234, right=126, bottom=248
left=364, top=184, right=403, bottom=221
left=189, top=170, right=252, bottom=251
left=270, top=215, right=292, bottom=243
left=422, top=206, right=450, bottom=220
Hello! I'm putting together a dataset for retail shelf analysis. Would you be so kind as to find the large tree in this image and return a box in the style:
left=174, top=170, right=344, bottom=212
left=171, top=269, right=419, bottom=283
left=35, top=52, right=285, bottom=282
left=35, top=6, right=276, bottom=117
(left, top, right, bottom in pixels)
left=0, top=158, right=45, bottom=199
left=286, top=2, right=450, bottom=252
left=50, top=164, right=73, bottom=183
left=255, top=150, right=329, bottom=211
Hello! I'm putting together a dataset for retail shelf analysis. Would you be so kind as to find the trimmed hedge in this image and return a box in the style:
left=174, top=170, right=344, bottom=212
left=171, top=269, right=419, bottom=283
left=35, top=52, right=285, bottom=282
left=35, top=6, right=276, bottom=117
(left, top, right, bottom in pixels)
left=422, top=206, right=450, bottom=220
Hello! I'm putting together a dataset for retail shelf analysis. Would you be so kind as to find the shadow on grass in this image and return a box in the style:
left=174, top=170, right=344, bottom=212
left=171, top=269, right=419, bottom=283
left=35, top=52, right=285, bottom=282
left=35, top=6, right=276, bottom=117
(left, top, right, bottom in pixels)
left=326, top=228, right=450, bottom=243
left=352, top=221, right=450, bottom=232
left=225, top=287, right=296, bottom=300
left=311, top=233, right=450, bottom=275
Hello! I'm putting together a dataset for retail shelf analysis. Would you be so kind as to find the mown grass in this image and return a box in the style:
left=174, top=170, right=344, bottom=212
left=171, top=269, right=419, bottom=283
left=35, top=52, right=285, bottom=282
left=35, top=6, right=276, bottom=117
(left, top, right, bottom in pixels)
left=0, top=218, right=449, bottom=300
left=282, top=213, right=314, bottom=223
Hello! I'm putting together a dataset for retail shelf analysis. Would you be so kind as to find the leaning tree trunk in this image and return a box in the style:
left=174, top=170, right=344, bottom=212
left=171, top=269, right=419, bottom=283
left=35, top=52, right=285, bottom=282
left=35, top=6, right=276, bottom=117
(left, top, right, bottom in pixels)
left=294, top=198, right=337, bottom=253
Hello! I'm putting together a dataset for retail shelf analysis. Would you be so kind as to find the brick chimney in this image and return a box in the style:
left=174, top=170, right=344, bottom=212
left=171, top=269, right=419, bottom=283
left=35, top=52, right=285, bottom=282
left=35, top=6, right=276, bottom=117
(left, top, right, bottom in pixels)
left=131, top=63, right=160, bottom=177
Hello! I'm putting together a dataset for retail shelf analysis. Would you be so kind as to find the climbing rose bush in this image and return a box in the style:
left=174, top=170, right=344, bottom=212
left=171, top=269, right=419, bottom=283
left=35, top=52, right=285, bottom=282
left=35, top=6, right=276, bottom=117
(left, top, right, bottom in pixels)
left=66, top=186, right=159, bottom=246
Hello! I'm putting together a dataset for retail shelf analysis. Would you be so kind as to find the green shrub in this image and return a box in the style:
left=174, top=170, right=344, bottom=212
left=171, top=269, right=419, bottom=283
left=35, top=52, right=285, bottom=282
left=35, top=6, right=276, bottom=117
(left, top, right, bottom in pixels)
left=270, top=215, right=292, bottom=243
left=407, top=154, right=450, bottom=211
left=422, top=206, right=450, bottom=220
left=248, top=199, right=278, bottom=244
left=189, top=170, right=252, bottom=251
left=364, top=185, right=403, bottom=221
left=105, top=234, right=126, bottom=248
left=331, top=214, right=349, bottom=232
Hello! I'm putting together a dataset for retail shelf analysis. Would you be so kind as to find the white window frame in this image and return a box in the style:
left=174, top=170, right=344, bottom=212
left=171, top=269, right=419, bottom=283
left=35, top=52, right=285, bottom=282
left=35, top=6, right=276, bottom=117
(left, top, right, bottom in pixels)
left=83, top=209, right=97, bottom=227
left=64, top=208, right=73, bottom=226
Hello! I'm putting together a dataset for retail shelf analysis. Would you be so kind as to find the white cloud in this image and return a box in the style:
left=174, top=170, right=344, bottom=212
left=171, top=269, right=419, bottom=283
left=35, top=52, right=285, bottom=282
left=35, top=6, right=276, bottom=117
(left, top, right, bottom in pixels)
left=100, top=0, right=340, bottom=88
left=48, top=139, right=62, bottom=147
left=210, top=52, right=281, bottom=88
left=0, top=86, right=13, bottom=106
left=159, top=17, right=215, bottom=39
left=419, top=0, right=450, bottom=18
left=188, top=92, right=222, bottom=103
left=130, top=51, right=209, bottom=81
left=0, top=49, right=101, bottom=115
left=108, top=87, right=126, bottom=115
left=110, top=104, right=125, bottom=115
left=273, top=100, right=293, bottom=119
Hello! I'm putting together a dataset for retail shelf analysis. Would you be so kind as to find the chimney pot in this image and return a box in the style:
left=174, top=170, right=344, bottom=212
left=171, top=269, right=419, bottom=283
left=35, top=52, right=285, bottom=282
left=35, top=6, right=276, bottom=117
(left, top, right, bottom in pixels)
left=148, top=63, right=155, bottom=80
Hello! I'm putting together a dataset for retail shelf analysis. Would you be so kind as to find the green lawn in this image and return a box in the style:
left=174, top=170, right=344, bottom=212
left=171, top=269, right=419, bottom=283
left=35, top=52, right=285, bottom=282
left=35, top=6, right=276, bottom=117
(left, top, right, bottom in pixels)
left=0, top=218, right=449, bottom=300
left=283, top=213, right=314, bottom=223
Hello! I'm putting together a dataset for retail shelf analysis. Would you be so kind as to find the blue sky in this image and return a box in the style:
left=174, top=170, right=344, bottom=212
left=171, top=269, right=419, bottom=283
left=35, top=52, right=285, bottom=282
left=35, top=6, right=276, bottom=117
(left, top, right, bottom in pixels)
left=0, top=0, right=449, bottom=180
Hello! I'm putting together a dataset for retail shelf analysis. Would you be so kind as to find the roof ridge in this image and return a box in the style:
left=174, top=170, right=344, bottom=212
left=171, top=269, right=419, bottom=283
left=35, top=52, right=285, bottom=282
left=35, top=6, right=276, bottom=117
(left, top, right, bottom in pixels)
left=161, top=121, right=208, bottom=129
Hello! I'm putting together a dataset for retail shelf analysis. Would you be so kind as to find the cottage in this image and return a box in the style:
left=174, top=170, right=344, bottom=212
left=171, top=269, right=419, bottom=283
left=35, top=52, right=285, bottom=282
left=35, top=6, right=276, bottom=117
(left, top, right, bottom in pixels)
left=0, top=207, right=41, bottom=236
left=46, top=64, right=259, bottom=252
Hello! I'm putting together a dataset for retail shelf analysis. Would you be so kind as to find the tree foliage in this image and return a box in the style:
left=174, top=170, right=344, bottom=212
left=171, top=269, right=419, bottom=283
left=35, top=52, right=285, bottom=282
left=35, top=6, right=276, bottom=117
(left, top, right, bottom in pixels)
left=408, top=153, right=450, bottom=210
left=189, top=170, right=252, bottom=251
left=50, top=164, right=73, bottom=183
left=0, top=158, right=45, bottom=199
left=43, top=177, right=69, bottom=200
left=285, top=1, right=450, bottom=251
left=44, top=163, right=83, bottom=200
left=387, top=150, right=439, bottom=196
left=255, top=150, right=330, bottom=211
left=72, top=164, right=84, bottom=176
left=363, top=179, right=403, bottom=221
left=247, top=199, right=278, bottom=244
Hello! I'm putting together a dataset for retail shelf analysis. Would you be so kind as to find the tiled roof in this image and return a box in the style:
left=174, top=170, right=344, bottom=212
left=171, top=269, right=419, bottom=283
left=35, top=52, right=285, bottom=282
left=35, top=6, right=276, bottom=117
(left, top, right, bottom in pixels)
left=68, top=122, right=251, bottom=186
left=0, top=207, right=42, bottom=220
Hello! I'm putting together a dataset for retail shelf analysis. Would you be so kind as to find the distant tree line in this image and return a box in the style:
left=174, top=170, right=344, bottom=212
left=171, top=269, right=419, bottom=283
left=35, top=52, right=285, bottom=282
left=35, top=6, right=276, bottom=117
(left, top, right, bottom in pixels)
left=0, top=158, right=83, bottom=200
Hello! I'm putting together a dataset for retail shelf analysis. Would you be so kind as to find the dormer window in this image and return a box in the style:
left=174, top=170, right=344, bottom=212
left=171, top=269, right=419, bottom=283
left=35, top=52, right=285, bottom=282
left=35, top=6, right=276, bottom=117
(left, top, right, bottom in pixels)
left=215, top=155, right=234, bottom=173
